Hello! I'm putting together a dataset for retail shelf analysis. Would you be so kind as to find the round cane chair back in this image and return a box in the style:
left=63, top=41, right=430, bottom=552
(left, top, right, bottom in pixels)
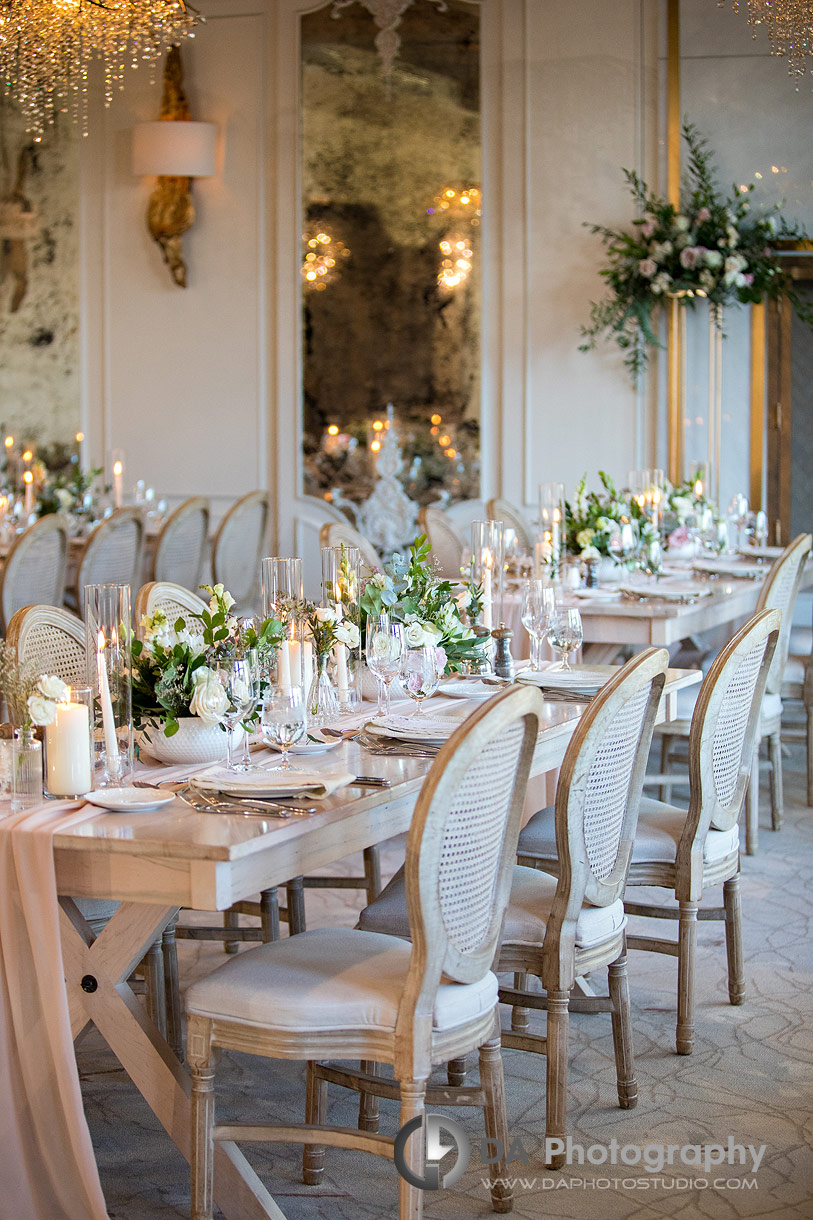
left=486, top=498, right=533, bottom=553
left=0, top=515, right=69, bottom=632
left=404, top=684, right=542, bottom=994
left=553, top=648, right=668, bottom=914
left=418, top=506, right=463, bottom=580
left=319, top=522, right=381, bottom=575
left=211, top=491, right=269, bottom=613
left=134, top=581, right=208, bottom=638
left=755, top=533, right=811, bottom=695
left=150, top=496, right=210, bottom=590
left=685, top=609, right=780, bottom=842
left=73, top=508, right=145, bottom=610
left=6, top=604, right=86, bottom=691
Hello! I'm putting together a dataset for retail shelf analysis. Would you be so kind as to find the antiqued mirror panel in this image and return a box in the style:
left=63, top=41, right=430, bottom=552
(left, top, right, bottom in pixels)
left=300, top=0, right=481, bottom=513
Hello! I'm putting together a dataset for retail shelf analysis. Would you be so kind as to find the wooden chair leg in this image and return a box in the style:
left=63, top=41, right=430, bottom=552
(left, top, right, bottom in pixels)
left=397, top=1078, right=427, bottom=1220
left=447, top=1056, right=468, bottom=1086
left=142, top=937, right=167, bottom=1037
left=768, top=730, right=784, bottom=830
left=479, top=1024, right=513, bottom=1214
left=545, top=991, right=569, bottom=1168
left=745, top=745, right=759, bottom=856
left=723, top=876, right=745, bottom=1005
left=223, top=908, right=241, bottom=954
left=285, top=877, right=307, bottom=935
left=676, top=900, right=698, bottom=1055
left=259, top=887, right=281, bottom=941
left=188, top=1018, right=215, bottom=1220
left=511, top=970, right=530, bottom=1032
left=303, top=1061, right=328, bottom=1185
left=363, top=845, right=382, bottom=904
left=358, top=1060, right=381, bottom=1133
left=161, top=918, right=184, bottom=1060
left=608, top=943, right=637, bottom=1109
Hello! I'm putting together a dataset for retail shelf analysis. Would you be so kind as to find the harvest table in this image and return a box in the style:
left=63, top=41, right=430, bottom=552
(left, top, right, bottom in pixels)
left=54, top=675, right=698, bottom=1220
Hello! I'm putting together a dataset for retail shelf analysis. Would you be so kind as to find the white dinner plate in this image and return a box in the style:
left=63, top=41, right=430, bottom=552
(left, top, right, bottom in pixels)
left=85, top=788, right=176, bottom=814
left=518, top=665, right=615, bottom=696
left=570, top=587, right=621, bottom=601
left=619, top=582, right=711, bottom=602
left=440, top=679, right=497, bottom=700
left=692, top=559, right=765, bottom=580
left=264, top=738, right=341, bottom=756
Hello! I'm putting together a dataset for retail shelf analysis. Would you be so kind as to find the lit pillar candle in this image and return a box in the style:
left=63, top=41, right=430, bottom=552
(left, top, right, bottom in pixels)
left=97, top=631, right=120, bottom=773
left=23, top=470, right=33, bottom=516
left=113, top=459, right=124, bottom=508
left=482, top=558, right=493, bottom=630
left=278, top=641, right=292, bottom=694
left=45, top=701, right=92, bottom=796
left=334, top=642, right=349, bottom=702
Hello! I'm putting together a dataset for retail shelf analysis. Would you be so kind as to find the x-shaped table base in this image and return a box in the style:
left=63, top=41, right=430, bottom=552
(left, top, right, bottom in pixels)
left=60, top=898, right=284, bottom=1220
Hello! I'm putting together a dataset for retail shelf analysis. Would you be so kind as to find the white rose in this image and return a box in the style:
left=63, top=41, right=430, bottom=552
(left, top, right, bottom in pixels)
left=674, top=214, right=690, bottom=231
left=55, top=488, right=73, bottom=510
left=670, top=495, right=694, bottom=523
left=421, top=621, right=443, bottom=644
left=189, top=669, right=229, bottom=727
left=37, top=674, right=69, bottom=701
left=404, top=622, right=428, bottom=647
left=27, top=694, right=56, bottom=726
left=705, top=250, right=723, bottom=269
left=315, top=605, right=339, bottom=624
left=335, top=621, right=360, bottom=649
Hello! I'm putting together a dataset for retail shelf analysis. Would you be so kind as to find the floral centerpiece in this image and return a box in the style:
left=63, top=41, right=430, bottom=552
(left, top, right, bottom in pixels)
left=359, top=535, right=477, bottom=672
left=565, top=472, right=628, bottom=559
left=131, top=584, right=285, bottom=740
left=580, top=123, right=813, bottom=378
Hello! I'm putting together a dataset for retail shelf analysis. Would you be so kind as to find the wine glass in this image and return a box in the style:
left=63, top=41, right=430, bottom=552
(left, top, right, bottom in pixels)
left=260, top=684, right=307, bottom=771
left=402, top=645, right=442, bottom=714
left=365, top=615, right=406, bottom=717
left=212, top=656, right=257, bottom=771
left=727, top=493, right=749, bottom=551
left=608, top=519, right=639, bottom=572
left=546, top=606, right=583, bottom=671
left=521, top=579, right=555, bottom=671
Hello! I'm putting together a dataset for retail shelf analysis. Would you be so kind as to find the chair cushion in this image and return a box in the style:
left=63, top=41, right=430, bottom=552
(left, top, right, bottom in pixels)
left=502, top=867, right=626, bottom=949
left=359, top=862, right=625, bottom=951
left=516, top=804, right=557, bottom=865
left=783, top=655, right=807, bottom=689
left=184, top=927, right=498, bottom=1033
left=632, top=797, right=740, bottom=865
left=654, top=688, right=782, bottom=737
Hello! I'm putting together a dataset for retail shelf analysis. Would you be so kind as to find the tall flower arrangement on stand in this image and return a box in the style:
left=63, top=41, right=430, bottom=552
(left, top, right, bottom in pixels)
left=580, top=123, right=813, bottom=378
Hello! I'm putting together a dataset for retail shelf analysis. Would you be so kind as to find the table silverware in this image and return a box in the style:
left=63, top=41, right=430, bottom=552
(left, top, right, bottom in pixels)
left=351, top=775, right=392, bottom=787
left=177, top=786, right=294, bottom=818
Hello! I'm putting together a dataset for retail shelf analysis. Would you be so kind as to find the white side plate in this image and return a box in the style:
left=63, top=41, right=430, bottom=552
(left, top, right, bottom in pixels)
left=85, top=788, right=176, bottom=814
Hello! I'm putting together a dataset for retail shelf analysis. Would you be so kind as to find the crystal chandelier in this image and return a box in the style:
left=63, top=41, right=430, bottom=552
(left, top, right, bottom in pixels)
left=0, top=0, right=203, bottom=140
left=722, top=0, right=813, bottom=77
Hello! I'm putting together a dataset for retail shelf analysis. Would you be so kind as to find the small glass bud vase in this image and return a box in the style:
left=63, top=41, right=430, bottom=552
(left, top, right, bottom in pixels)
left=10, top=727, right=43, bottom=812
left=307, top=652, right=340, bottom=727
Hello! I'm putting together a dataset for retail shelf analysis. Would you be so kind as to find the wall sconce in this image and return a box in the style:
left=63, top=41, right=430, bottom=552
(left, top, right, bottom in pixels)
left=132, top=46, right=217, bottom=288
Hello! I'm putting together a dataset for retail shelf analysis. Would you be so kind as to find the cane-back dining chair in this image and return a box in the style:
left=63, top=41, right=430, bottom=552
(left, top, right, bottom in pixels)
left=135, top=580, right=208, bottom=633
left=5, top=603, right=169, bottom=1039
left=485, top=498, right=533, bottom=554
left=0, top=514, right=69, bottom=632
left=150, top=496, right=210, bottom=591
left=184, top=683, right=543, bottom=1220
left=655, top=533, right=810, bottom=854
left=70, top=507, right=145, bottom=611
left=417, top=506, right=463, bottom=580
left=359, top=647, right=668, bottom=1166
left=780, top=604, right=813, bottom=805
left=318, top=521, right=381, bottom=575
left=624, top=610, right=780, bottom=1054
left=211, top=491, right=269, bottom=616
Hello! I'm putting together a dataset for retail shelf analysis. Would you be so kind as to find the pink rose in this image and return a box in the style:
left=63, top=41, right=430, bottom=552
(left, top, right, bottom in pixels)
left=743, top=272, right=754, bottom=286
left=639, top=258, right=657, bottom=277
left=679, top=246, right=702, bottom=269
left=667, top=525, right=691, bottom=550
left=696, top=207, right=711, bottom=223
left=641, top=219, right=656, bottom=239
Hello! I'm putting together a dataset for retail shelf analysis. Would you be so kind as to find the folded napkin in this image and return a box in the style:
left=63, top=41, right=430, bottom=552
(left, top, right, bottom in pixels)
left=518, top=663, right=615, bottom=697
left=190, top=765, right=355, bottom=799
left=366, top=714, right=463, bottom=743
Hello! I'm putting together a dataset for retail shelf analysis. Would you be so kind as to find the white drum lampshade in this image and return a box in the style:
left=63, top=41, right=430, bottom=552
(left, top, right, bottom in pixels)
left=132, top=120, right=217, bottom=177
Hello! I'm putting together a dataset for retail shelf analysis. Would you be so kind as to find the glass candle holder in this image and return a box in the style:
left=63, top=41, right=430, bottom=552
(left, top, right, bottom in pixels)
left=261, top=556, right=303, bottom=618
left=538, top=482, right=566, bottom=582
left=471, top=520, right=503, bottom=630
left=85, top=582, right=133, bottom=787
left=10, top=728, right=43, bottom=812
left=321, top=545, right=360, bottom=615
left=43, top=686, right=94, bottom=799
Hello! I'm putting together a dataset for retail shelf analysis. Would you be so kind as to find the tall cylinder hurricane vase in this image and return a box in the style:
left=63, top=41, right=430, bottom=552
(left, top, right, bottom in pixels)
left=85, top=583, right=134, bottom=787
left=322, top=544, right=361, bottom=711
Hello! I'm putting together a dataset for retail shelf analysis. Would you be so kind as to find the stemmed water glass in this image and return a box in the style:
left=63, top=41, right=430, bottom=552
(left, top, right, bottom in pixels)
left=608, top=519, right=639, bottom=573
left=402, top=644, right=443, bottom=714
left=212, top=656, right=257, bottom=771
left=727, top=493, right=749, bottom=551
left=260, top=683, right=307, bottom=771
left=521, top=579, right=555, bottom=671
left=546, top=606, right=583, bottom=671
left=365, top=615, right=406, bottom=717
